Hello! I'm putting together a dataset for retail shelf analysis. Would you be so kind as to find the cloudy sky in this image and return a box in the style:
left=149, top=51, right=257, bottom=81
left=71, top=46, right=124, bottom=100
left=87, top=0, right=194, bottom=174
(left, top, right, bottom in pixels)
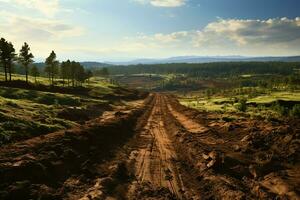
left=0, top=0, right=300, bottom=61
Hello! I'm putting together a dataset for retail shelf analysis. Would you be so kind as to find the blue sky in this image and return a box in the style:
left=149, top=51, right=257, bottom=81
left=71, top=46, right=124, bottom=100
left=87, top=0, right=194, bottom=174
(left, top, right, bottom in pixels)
left=0, top=0, right=300, bottom=61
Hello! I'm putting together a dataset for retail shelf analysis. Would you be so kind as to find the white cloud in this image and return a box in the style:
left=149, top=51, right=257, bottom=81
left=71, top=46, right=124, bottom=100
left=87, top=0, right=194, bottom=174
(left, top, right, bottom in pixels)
left=118, top=17, right=300, bottom=57
left=137, top=31, right=189, bottom=43
left=1, top=0, right=60, bottom=17
left=0, top=12, right=84, bottom=41
left=133, top=0, right=186, bottom=7
left=0, top=11, right=85, bottom=59
left=57, top=17, right=300, bottom=58
left=195, top=17, right=300, bottom=47
left=0, top=0, right=60, bottom=17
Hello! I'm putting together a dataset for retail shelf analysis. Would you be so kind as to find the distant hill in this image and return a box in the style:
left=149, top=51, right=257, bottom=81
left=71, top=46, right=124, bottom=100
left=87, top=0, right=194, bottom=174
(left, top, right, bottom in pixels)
left=108, top=56, right=300, bottom=65
left=32, top=56, right=300, bottom=69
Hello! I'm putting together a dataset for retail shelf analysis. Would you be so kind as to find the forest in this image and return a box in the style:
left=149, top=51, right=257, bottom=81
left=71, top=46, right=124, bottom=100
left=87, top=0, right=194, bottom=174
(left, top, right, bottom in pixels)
left=108, top=62, right=300, bottom=77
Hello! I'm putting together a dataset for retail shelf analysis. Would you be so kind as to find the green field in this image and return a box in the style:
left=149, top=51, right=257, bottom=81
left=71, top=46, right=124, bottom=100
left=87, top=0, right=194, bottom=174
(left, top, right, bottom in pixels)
left=179, top=90, right=300, bottom=119
left=0, top=73, right=135, bottom=145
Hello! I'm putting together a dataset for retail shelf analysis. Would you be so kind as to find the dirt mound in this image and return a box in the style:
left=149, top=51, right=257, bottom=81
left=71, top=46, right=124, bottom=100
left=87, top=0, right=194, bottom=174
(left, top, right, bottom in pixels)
left=0, top=96, right=150, bottom=200
left=57, top=104, right=112, bottom=123
left=166, top=95, right=300, bottom=199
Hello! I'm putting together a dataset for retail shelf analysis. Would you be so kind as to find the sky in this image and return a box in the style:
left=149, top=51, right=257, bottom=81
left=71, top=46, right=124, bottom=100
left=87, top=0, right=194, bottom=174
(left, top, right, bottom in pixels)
left=0, top=0, right=300, bottom=61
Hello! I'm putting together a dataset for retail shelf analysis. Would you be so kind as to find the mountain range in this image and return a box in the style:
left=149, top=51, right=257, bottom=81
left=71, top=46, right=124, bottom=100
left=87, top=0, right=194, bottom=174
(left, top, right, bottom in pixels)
left=34, top=56, right=300, bottom=69
left=105, top=55, right=300, bottom=65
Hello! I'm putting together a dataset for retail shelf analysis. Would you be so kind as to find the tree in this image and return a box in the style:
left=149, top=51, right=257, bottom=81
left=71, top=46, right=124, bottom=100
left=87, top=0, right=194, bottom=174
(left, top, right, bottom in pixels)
left=0, top=38, right=16, bottom=81
left=60, top=60, right=71, bottom=86
left=30, top=65, right=39, bottom=83
left=0, top=38, right=8, bottom=81
left=6, top=42, right=16, bottom=81
left=60, top=60, right=90, bottom=87
left=70, top=61, right=77, bottom=87
left=75, top=64, right=86, bottom=86
left=101, top=67, right=109, bottom=77
left=19, top=42, right=34, bottom=83
left=86, top=70, right=93, bottom=84
left=45, top=51, right=59, bottom=85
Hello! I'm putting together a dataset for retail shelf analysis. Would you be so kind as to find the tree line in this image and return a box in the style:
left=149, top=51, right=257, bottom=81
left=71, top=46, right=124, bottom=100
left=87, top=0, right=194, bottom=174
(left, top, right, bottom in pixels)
left=0, top=38, right=92, bottom=86
left=107, top=62, right=300, bottom=77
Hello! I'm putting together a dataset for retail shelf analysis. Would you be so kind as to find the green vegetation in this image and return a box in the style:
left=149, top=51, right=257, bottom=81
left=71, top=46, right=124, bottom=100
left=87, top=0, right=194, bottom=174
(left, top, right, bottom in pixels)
left=107, top=62, right=299, bottom=77
left=0, top=38, right=16, bottom=81
left=236, top=98, right=247, bottom=112
left=180, top=90, right=300, bottom=120
left=30, top=65, right=39, bottom=82
left=0, top=86, right=76, bottom=144
left=0, top=38, right=93, bottom=87
left=0, top=76, right=120, bottom=145
left=18, top=42, right=34, bottom=83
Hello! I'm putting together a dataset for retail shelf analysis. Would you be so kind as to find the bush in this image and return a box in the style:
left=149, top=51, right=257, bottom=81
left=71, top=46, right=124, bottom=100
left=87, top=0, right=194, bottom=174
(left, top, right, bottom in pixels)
left=272, top=102, right=288, bottom=116
left=37, top=94, right=80, bottom=106
left=5, top=100, right=20, bottom=108
left=236, top=98, right=247, bottom=112
left=290, top=104, right=300, bottom=118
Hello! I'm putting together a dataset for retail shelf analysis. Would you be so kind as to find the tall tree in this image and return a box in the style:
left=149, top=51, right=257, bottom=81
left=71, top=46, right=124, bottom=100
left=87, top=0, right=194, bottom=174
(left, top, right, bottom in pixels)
left=0, top=38, right=16, bottom=81
left=6, top=42, right=16, bottom=81
left=30, top=65, right=39, bottom=83
left=0, top=38, right=8, bottom=81
left=70, top=61, right=78, bottom=87
left=60, top=60, right=71, bottom=86
left=86, top=70, right=93, bottom=84
left=19, top=42, right=34, bottom=83
left=45, top=51, right=59, bottom=85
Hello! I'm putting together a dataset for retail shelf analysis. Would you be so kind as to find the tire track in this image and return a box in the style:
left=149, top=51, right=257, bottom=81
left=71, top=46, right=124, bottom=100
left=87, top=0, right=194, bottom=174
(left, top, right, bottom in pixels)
left=132, top=94, right=185, bottom=199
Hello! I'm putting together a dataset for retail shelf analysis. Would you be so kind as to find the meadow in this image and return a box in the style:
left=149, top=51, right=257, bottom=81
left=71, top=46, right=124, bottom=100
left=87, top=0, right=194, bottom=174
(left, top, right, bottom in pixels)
left=0, top=73, right=132, bottom=145
left=179, top=89, right=300, bottom=120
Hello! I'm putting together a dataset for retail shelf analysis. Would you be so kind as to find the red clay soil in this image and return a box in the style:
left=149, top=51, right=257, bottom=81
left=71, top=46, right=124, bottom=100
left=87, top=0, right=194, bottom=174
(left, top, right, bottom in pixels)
left=0, top=93, right=299, bottom=200
left=0, top=95, right=152, bottom=200
left=165, top=94, right=300, bottom=200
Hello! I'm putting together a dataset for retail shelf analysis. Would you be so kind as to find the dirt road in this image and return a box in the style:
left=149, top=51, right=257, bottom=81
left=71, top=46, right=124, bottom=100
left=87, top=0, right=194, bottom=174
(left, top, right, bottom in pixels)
left=128, top=94, right=300, bottom=199
left=129, top=94, right=185, bottom=199
left=0, top=93, right=299, bottom=200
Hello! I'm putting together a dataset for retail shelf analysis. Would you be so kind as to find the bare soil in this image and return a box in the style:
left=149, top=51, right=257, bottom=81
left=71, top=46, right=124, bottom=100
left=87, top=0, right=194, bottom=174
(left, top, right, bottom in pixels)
left=0, top=93, right=299, bottom=200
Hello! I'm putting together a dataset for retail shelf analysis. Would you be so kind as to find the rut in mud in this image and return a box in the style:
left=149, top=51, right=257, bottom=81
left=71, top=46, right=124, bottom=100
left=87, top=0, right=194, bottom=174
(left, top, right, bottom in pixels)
left=127, top=94, right=300, bottom=199
left=129, top=95, right=184, bottom=199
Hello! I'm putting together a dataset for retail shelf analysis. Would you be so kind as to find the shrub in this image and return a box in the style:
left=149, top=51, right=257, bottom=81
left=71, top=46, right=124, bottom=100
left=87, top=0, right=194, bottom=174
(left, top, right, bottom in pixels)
left=272, top=102, right=288, bottom=116
left=5, top=101, right=20, bottom=108
left=236, top=98, right=247, bottom=112
left=290, top=104, right=300, bottom=118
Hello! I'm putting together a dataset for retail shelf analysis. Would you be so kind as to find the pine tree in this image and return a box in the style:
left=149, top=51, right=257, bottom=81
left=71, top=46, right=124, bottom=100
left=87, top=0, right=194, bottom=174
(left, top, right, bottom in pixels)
left=19, top=42, right=34, bottom=83
left=30, top=65, right=39, bottom=83
left=45, top=51, right=59, bottom=85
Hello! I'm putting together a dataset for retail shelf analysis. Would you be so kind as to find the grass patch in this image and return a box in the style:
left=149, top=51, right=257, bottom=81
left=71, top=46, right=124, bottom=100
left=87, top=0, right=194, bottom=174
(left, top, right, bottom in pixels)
left=179, top=89, right=300, bottom=120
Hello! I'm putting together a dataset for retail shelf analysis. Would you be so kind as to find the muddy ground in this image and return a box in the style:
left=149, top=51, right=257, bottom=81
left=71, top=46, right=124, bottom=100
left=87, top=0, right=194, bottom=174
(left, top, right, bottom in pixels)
left=0, top=93, right=299, bottom=199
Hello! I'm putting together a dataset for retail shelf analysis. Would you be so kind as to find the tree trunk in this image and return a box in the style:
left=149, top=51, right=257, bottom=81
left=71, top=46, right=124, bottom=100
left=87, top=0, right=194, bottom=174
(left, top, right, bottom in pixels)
left=4, top=64, right=7, bottom=82
left=25, top=65, right=28, bottom=83
left=51, top=71, right=54, bottom=86
left=8, top=64, right=11, bottom=81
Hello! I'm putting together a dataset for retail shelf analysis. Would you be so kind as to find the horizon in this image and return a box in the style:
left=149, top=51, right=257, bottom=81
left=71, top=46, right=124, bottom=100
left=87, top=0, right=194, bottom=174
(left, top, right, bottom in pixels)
left=31, top=54, right=300, bottom=63
left=1, top=0, right=300, bottom=62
